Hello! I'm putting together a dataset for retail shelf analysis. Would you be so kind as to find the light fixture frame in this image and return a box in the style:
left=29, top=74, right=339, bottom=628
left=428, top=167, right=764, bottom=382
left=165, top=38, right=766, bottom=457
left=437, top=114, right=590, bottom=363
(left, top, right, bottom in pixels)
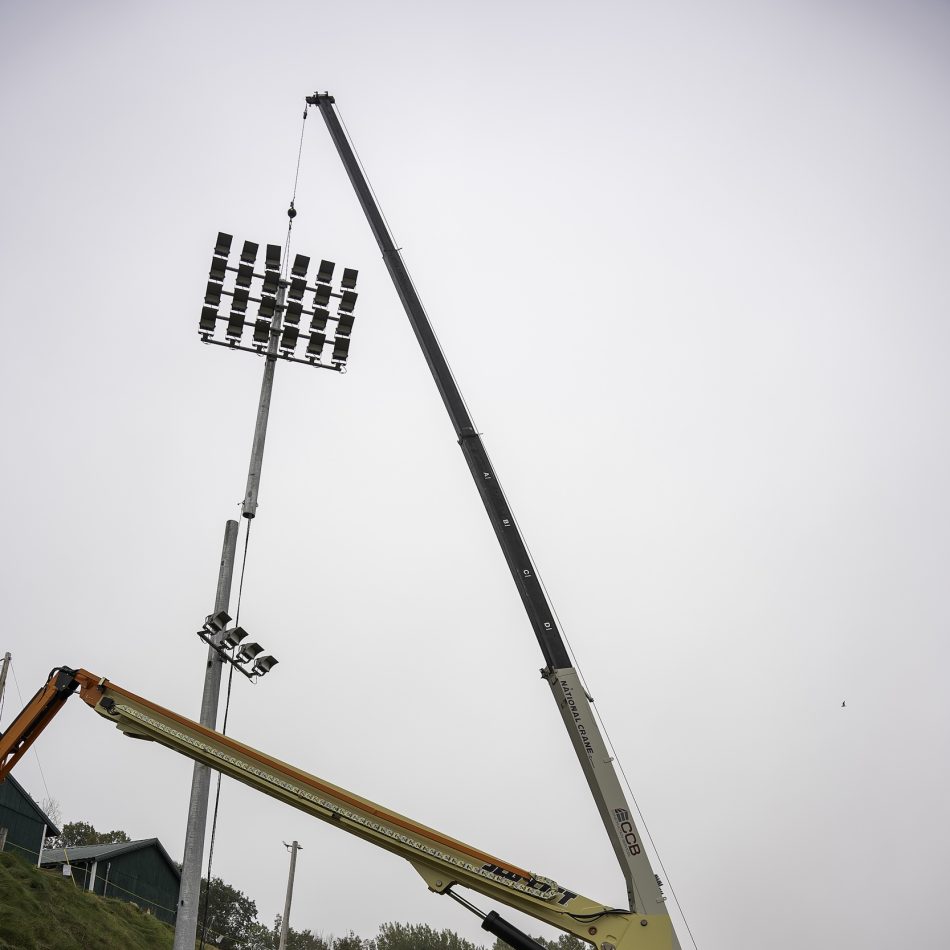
left=199, top=232, right=359, bottom=372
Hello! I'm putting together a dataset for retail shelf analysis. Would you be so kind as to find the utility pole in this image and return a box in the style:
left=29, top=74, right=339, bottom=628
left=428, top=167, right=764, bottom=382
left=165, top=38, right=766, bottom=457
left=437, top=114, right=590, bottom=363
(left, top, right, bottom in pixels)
left=173, top=520, right=239, bottom=950
left=0, top=653, right=11, bottom=710
left=278, top=840, right=302, bottom=950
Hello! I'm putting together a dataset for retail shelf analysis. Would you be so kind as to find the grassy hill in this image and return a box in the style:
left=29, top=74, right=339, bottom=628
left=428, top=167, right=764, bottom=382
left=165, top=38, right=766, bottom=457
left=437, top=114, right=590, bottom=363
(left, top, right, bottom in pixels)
left=0, top=851, right=174, bottom=950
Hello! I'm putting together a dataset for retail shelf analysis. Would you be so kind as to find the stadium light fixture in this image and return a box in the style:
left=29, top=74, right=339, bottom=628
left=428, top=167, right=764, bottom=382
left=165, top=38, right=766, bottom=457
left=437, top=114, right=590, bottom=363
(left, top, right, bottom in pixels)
left=198, top=231, right=359, bottom=373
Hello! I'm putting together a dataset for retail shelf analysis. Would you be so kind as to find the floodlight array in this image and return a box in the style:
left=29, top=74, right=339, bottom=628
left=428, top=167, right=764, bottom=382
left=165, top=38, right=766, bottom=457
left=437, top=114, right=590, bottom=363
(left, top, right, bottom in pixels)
left=196, top=610, right=278, bottom=682
left=199, top=231, right=359, bottom=371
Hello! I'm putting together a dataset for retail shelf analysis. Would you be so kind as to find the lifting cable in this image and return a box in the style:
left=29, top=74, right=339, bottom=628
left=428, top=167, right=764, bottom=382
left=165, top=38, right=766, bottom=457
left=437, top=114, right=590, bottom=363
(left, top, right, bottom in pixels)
left=199, top=106, right=311, bottom=950
left=281, top=105, right=309, bottom=281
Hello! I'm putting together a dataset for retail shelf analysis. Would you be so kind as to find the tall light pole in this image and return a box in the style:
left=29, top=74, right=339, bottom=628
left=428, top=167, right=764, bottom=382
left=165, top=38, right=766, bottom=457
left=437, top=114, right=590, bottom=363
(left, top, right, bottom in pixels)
left=174, top=520, right=239, bottom=950
left=278, top=840, right=302, bottom=950
left=174, top=231, right=360, bottom=950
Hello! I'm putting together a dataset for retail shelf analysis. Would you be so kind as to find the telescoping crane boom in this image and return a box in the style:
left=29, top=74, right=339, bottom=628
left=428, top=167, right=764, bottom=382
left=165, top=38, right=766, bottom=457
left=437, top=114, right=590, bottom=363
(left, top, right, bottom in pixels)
left=0, top=668, right=673, bottom=950
left=305, top=93, right=680, bottom=949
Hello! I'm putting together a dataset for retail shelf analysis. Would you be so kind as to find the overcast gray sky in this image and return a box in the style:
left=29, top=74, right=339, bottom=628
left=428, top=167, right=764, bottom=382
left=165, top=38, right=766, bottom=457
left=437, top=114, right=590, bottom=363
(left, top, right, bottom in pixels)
left=2, top=1, right=948, bottom=948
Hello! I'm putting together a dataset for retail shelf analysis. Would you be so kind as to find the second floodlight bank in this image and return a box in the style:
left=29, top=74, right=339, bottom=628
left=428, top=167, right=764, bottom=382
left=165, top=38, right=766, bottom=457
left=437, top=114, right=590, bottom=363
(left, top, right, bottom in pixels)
left=195, top=610, right=278, bottom=681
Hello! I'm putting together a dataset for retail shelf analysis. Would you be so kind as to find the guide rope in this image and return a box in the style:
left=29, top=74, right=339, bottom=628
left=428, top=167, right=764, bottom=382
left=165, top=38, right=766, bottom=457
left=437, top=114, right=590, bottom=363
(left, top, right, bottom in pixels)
left=9, top=661, right=54, bottom=810
left=523, top=527, right=701, bottom=950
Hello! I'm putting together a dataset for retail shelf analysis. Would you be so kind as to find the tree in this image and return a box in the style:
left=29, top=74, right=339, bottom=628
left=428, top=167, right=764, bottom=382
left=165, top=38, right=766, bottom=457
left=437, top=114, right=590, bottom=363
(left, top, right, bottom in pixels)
left=47, top=820, right=131, bottom=850
left=492, top=936, right=587, bottom=950
left=272, top=914, right=332, bottom=950
left=243, top=920, right=278, bottom=950
left=332, top=933, right=366, bottom=950
left=371, top=922, right=483, bottom=950
left=288, top=928, right=332, bottom=950
left=196, top=875, right=261, bottom=950
left=40, top=796, right=62, bottom=829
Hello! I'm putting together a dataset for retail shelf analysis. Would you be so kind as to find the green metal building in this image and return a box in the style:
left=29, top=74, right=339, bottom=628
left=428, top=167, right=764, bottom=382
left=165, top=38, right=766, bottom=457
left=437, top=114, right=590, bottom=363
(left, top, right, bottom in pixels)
left=0, top=775, right=59, bottom=865
left=40, top=838, right=181, bottom=925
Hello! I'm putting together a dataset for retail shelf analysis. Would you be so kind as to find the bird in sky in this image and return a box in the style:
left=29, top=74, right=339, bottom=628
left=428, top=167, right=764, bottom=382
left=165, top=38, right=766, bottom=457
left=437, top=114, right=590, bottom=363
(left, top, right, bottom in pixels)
left=841, top=701, right=846, bottom=707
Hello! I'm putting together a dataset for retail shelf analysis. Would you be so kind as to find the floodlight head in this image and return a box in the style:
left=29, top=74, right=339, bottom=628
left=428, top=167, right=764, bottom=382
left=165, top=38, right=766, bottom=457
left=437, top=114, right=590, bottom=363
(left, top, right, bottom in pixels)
left=280, top=325, right=299, bottom=351
left=236, top=263, right=254, bottom=288
left=199, top=306, right=218, bottom=334
left=236, top=641, right=264, bottom=664
left=204, top=282, right=222, bottom=307
left=336, top=312, right=354, bottom=337
left=310, top=308, right=329, bottom=332
left=285, top=300, right=302, bottom=325
left=226, top=312, right=245, bottom=339
left=221, top=626, right=248, bottom=649
left=313, top=285, right=331, bottom=307
left=316, top=259, right=335, bottom=283
left=306, top=331, right=326, bottom=358
left=214, top=232, right=233, bottom=257
left=253, top=320, right=270, bottom=345
left=332, top=336, right=350, bottom=364
left=262, top=271, right=279, bottom=296
left=265, top=244, right=281, bottom=271
left=203, top=610, right=232, bottom=635
left=339, top=290, right=358, bottom=314
left=241, top=240, right=259, bottom=265
left=251, top=655, right=279, bottom=677
left=259, top=296, right=276, bottom=319
left=288, top=277, right=306, bottom=301
left=292, top=254, right=310, bottom=278
left=209, top=256, right=227, bottom=282
left=341, top=267, right=358, bottom=289
left=231, top=288, right=249, bottom=313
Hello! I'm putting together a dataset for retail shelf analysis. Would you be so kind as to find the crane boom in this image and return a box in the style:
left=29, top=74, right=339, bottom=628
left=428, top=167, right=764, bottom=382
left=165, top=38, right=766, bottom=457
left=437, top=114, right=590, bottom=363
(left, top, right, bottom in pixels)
left=0, top=666, right=675, bottom=950
left=307, top=94, right=675, bottom=937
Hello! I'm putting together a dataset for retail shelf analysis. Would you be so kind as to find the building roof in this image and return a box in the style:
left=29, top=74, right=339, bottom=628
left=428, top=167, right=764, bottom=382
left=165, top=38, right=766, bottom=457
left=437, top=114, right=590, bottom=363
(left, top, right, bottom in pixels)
left=2, top=775, right=61, bottom=836
left=41, top=838, right=180, bottom=880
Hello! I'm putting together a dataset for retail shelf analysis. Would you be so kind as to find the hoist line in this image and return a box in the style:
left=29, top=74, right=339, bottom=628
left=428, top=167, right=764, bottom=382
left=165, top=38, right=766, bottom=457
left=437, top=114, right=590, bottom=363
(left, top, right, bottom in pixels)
left=281, top=105, right=310, bottom=282
left=291, top=105, right=308, bottom=207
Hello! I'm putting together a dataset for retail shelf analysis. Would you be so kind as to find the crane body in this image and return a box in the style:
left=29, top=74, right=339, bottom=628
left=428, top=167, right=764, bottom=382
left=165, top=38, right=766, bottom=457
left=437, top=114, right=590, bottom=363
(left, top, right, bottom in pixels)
left=307, top=93, right=677, bottom=943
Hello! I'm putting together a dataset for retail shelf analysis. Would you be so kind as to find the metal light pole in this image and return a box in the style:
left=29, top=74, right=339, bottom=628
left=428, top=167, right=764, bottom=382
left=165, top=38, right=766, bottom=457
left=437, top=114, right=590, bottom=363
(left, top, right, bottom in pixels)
left=174, top=232, right=360, bottom=950
left=243, top=281, right=286, bottom=519
left=278, top=840, right=302, bottom=950
left=174, top=520, right=239, bottom=950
